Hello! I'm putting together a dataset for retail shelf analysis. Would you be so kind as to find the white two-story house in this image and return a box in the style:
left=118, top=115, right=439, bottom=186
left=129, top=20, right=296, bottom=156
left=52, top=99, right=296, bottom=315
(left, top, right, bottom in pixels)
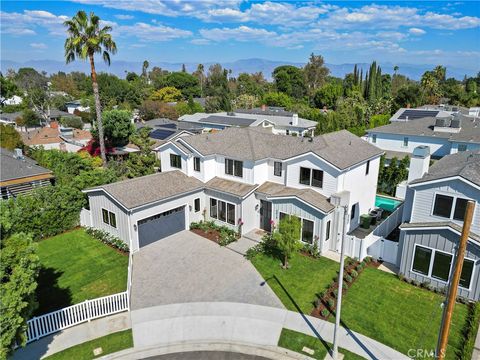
left=81, top=127, right=383, bottom=255
left=398, top=150, right=480, bottom=301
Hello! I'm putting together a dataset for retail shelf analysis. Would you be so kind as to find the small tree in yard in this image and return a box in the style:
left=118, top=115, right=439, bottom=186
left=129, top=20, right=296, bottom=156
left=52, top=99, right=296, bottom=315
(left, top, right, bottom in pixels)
left=0, top=233, right=40, bottom=358
left=273, top=215, right=302, bottom=269
left=125, top=127, right=160, bottom=178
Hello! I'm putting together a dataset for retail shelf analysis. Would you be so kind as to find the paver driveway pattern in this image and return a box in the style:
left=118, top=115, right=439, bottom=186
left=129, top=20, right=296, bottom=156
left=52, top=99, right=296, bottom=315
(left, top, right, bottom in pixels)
left=131, top=231, right=284, bottom=310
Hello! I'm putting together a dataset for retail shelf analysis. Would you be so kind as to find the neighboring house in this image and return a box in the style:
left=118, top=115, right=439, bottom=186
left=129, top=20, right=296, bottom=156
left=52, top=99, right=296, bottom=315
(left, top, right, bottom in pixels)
left=21, top=126, right=92, bottom=152
left=397, top=150, right=480, bottom=301
left=0, top=112, right=21, bottom=125
left=179, top=110, right=317, bottom=137
left=389, top=107, right=456, bottom=122
left=82, top=127, right=383, bottom=254
left=0, top=147, right=54, bottom=199
left=0, top=95, right=23, bottom=106
left=65, top=100, right=90, bottom=114
left=366, top=113, right=480, bottom=159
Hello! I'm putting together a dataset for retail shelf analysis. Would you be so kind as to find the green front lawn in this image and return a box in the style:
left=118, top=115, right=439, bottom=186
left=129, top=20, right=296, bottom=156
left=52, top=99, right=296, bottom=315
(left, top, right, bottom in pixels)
left=44, top=329, right=133, bottom=360
left=278, top=328, right=365, bottom=360
left=36, top=228, right=128, bottom=315
left=337, top=268, right=468, bottom=360
left=251, top=252, right=339, bottom=313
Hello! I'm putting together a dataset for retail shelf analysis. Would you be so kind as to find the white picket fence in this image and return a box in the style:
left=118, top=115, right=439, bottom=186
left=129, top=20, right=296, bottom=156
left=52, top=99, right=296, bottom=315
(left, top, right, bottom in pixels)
left=26, top=291, right=129, bottom=343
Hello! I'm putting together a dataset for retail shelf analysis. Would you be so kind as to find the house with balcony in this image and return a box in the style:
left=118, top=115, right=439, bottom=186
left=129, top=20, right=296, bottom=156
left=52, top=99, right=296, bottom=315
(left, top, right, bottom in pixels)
left=81, top=127, right=383, bottom=254
left=396, top=150, right=480, bottom=301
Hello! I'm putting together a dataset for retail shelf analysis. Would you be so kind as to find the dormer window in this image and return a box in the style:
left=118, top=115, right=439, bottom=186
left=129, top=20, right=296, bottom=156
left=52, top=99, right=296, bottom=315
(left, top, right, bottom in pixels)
left=225, top=158, right=243, bottom=178
left=193, top=157, right=201, bottom=172
left=170, top=154, right=182, bottom=169
left=432, top=194, right=472, bottom=221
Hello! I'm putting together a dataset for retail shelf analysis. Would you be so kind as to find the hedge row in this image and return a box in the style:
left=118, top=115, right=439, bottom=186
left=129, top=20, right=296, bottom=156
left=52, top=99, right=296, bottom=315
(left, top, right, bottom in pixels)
left=84, top=227, right=129, bottom=253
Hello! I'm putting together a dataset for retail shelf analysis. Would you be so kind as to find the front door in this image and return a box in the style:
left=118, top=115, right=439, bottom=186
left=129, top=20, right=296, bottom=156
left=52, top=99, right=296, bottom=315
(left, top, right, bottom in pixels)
left=259, top=200, right=272, bottom=232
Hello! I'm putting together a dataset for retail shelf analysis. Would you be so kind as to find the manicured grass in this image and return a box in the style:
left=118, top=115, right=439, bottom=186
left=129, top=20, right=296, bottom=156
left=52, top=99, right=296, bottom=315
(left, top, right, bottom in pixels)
left=36, top=228, right=128, bottom=314
left=334, top=268, right=469, bottom=360
left=251, top=252, right=339, bottom=313
left=44, top=329, right=133, bottom=360
left=278, top=328, right=365, bottom=360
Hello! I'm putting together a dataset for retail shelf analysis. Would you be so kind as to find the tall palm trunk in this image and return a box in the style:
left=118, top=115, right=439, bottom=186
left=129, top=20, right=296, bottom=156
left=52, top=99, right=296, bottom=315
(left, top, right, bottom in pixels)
left=89, top=53, right=107, bottom=166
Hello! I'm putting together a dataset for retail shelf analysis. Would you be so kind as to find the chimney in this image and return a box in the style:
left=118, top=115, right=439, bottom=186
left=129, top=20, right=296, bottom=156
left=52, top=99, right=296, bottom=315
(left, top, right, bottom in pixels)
left=261, top=104, right=266, bottom=111
left=408, top=146, right=431, bottom=183
left=13, top=148, right=24, bottom=160
left=292, top=113, right=299, bottom=126
left=50, top=121, right=59, bottom=129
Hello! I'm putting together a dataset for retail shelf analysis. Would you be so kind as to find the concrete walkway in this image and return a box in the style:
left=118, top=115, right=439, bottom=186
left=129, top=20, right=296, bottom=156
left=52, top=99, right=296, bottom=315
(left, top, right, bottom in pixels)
left=473, top=324, right=480, bottom=360
left=13, top=312, right=130, bottom=360
left=130, top=302, right=409, bottom=360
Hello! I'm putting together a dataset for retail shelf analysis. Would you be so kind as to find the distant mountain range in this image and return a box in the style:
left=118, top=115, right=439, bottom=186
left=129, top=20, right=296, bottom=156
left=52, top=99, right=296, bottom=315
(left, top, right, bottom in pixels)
left=1, top=58, right=476, bottom=81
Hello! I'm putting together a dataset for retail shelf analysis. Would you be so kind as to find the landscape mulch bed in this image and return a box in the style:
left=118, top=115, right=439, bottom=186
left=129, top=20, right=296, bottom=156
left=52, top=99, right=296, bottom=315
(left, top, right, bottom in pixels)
left=191, top=228, right=222, bottom=244
left=310, top=258, right=382, bottom=320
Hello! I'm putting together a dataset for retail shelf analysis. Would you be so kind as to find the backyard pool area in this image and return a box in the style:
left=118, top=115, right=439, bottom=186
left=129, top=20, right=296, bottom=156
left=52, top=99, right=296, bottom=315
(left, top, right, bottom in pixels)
left=375, top=195, right=403, bottom=212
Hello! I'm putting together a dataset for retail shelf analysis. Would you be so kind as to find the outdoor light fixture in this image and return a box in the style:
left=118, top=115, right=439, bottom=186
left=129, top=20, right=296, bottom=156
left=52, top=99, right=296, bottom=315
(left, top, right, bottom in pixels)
left=255, top=204, right=260, bottom=211
left=133, top=224, right=137, bottom=231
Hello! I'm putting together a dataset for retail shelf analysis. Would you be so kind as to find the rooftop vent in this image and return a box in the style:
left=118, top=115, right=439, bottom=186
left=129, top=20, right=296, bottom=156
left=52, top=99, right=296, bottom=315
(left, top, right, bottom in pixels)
left=292, top=113, right=299, bottom=126
left=435, top=118, right=448, bottom=127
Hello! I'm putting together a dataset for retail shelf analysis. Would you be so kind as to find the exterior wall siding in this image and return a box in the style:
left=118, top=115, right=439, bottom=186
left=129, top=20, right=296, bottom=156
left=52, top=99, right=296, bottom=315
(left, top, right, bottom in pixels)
left=159, top=143, right=188, bottom=174
left=409, top=179, right=480, bottom=235
left=450, top=142, right=480, bottom=154
left=399, top=228, right=480, bottom=300
left=368, top=132, right=451, bottom=157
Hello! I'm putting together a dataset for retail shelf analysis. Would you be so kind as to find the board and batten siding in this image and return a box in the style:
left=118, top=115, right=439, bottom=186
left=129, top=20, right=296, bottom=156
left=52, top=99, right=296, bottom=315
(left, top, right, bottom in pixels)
left=409, top=179, right=480, bottom=235
left=399, top=228, right=480, bottom=301
left=87, top=191, right=131, bottom=246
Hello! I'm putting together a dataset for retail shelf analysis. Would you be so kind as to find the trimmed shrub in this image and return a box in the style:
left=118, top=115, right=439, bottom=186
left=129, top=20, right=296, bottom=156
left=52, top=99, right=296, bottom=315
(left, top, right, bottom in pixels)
left=314, top=298, right=323, bottom=308
left=364, top=256, right=372, bottom=263
left=327, top=298, right=335, bottom=309
left=350, top=270, right=358, bottom=278
left=457, top=302, right=480, bottom=360
left=344, top=274, right=353, bottom=283
left=84, top=227, right=129, bottom=253
left=321, top=308, right=329, bottom=317
left=342, top=282, right=348, bottom=290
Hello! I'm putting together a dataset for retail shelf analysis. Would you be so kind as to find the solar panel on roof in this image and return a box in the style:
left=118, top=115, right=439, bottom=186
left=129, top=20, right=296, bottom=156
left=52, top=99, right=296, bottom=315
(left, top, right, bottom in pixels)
left=156, top=123, right=177, bottom=129
left=149, top=129, right=176, bottom=140
left=202, top=115, right=256, bottom=127
left=398, top=109, right=439, bottom=120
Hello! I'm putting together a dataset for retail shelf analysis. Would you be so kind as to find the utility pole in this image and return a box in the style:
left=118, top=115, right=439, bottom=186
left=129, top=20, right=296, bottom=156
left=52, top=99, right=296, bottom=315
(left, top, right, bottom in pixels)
left=436, top=200, right=475, bottom=360
left=332, top=205, right=349, bottom=359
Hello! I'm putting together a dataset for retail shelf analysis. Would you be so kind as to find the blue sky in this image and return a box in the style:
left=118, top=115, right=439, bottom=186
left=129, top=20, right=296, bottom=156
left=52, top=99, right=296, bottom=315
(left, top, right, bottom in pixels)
left=1, top=1, right=479, bottom=70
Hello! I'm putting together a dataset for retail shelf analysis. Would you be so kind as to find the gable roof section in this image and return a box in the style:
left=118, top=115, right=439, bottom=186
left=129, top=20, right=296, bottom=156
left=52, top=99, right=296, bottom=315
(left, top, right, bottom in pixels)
left=368, top=115, right=480, bottom=144
left=179, top=127, right=382, bottom=170
left=85, top=170, right=204, bottom=210
left=256, top=181, right=335, bottom=214
left=206, top=177, right=258, bottom=198
left=0, top=148, right=53, bottom=184
left=409, top=151, right=480, bottom=188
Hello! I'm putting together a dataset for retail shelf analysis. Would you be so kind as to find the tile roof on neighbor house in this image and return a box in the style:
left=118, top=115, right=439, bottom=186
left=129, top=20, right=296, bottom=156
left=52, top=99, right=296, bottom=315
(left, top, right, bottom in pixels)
left=400, top=221, right=480, bottom=243
left=367, top=115, right=480, bottom=144
left=179, top=111, right=317, bottom=129
left=178, top=127, right=383, bottom=170
left=409, top=150, right=480, bottom=187
left=86, top=170, right=204, bottom=210
left=21, top=127, right=92, bottom=146
left=206, top=177, right=258, bottom=198
left=0, top=148, right=53, bottom=183
left=256, top=181, right=335, bottom=214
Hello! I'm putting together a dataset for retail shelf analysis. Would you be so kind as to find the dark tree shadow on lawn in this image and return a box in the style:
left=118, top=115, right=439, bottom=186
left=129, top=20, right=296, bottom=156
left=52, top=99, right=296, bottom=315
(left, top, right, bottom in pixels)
left=34, top=266, right=73, bottom=316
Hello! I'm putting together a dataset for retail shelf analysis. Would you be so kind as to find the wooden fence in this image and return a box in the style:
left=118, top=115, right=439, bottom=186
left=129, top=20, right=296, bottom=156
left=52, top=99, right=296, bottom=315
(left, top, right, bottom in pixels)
left=26, top=291, right=129, bottom=343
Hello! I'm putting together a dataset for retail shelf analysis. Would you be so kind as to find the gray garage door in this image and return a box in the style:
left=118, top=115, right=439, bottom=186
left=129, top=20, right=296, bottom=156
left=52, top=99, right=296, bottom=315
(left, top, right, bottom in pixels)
left=138, top=206, right=185, bottom=248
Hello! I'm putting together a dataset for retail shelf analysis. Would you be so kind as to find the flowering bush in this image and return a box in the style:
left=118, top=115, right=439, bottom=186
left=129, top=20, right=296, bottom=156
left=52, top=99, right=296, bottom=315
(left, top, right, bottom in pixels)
left=84, top=227, right=129, bottom=253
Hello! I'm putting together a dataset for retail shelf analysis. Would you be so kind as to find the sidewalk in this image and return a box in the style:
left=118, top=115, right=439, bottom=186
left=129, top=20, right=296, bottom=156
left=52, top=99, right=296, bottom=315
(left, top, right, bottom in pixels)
left=13, top=313, right=131, bottom=360
left=130, top=302, right=409, bottom=360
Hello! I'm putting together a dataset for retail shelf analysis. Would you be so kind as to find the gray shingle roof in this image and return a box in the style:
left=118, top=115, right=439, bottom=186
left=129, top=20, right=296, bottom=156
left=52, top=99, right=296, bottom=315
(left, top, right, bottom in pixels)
left=410, top=150, right=480, bottom=187
left=256, top=181, right=335, bottom=214
left=0, top=148, right=53, bottom=182
left=89, top=170, right=204, bottom=209
left=400, top=221, right=480, bottom=243
left=180, top=127, right=383, bottom=170
left=368, top=115, right=480, bottom=144
left=206, top=177, right=258, bottom=197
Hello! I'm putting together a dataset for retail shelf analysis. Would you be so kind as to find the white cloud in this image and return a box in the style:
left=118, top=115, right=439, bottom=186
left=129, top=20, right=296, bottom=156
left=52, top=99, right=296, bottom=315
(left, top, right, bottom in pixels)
left=0, top=10, right=68, bottom=36
left=114, top=14, right=134, bottom=20
left=30, top=42, right=47, bottom=49
left=117, top=22, right=192, bottom=42
left=190, top=38, right=211, bottom=45
left=409, top=28, right=426, bottom=35
left=199, top=26, right=276, bottom=42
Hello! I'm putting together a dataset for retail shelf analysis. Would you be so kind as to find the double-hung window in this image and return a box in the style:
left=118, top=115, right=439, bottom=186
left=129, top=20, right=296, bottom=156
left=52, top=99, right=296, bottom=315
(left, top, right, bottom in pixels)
left=412, top=246, right=432, bottom=276
left=403, top=137, right=409, bottom=147
left=225, top=159, right=243, bottom=178
left=210, top=199, right=217, bottom=218
left=170, top=154, right=182, bottom=169
left=274, top=162, right=282, bottom=177
left=432, top=194, right=472, bottom=221
left=299, top=167, right=323, bottom=188
left=193, top=157, right=201, bottom=172
left=325, top=220, right=331, bottom=241
left=194, top=198, right=200, bottom=212
left=372, top=134, right=377, bottom=144
left=102, top=208, right=117, bottom=228
left=301, top=219, right=314, bottom=244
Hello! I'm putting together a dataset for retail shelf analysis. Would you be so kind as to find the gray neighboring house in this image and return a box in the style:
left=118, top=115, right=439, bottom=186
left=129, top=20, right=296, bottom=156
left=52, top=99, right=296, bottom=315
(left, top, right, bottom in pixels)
left=0, top=148, right=54, bottom=199
left=178, top=110, right=317, bottom=137
left=398, top=150, right=480, bottom=301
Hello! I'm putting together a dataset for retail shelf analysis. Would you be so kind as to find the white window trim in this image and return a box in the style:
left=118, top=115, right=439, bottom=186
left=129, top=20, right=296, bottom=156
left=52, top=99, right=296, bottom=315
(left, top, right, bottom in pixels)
left=224, top=158, right=243, bottom=178
left=299, top=166, right=323, bottom=189
left=410, top=243, right=475, bottom=291
left=278, top=211, right=316, bottom=245
left=209, top=196, right=236, bottom=225
left=430, top=191, right=476, bottom=221
left=101, top=208, right=117, bottom=229
left=273, top=161, right=282, bottom=177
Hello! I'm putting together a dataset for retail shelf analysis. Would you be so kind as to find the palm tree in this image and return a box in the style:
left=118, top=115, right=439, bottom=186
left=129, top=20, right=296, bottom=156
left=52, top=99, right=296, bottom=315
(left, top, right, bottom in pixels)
left=195, top=64, right=205, bottom=97
left=393, top=65, right=399, bottom=76
left=64, top=10, right=117, bottom=165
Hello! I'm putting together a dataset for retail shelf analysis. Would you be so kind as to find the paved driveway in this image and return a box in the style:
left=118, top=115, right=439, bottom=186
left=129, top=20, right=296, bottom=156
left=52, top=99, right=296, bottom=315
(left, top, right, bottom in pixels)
left=131, top=231, right=283, bottom=310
